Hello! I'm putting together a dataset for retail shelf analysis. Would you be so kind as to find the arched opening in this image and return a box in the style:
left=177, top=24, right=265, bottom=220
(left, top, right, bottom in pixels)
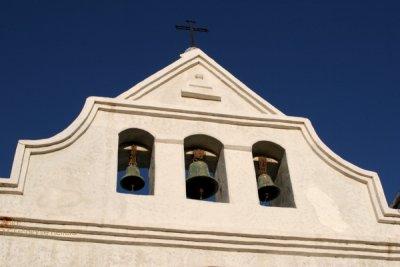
left=183, top=134, right=229, bottom=202
left=117, top=128, right=155, bottom=195
left=252, top=141, right=295, bottom=207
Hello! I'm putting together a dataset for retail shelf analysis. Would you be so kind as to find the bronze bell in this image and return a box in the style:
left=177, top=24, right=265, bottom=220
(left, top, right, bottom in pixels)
left=120, top=145, right=145, bottom=191
left=120, top=165, right=145, bottom=191
left=186, top=149, right=219, bottom=200
left=257, top=157, right=280, bottom=202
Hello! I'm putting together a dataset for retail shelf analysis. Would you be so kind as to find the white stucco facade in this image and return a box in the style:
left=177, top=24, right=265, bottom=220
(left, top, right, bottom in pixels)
left=0, top=48, right=399, bottom=266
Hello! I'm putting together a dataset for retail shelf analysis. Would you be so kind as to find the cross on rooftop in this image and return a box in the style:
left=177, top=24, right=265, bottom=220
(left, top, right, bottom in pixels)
left=175, top=20, right=208, bottom=48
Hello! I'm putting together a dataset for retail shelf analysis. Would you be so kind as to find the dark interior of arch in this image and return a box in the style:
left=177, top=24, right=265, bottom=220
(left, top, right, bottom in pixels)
left=252, top=141, right=285, bottom=179
left=118, top=128, right=154, bottom=171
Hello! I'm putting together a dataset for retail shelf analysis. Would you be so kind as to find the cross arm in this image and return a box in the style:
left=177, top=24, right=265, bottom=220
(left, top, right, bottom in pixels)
left=193, top=27, right=208, bottom=32
left=175, top=25, right=191, bottom=30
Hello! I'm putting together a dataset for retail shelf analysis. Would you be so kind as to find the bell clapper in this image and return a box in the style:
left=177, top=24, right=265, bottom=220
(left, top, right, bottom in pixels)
left=131, top=184, right=135, bottom=191
left=199, top=188, right=204, bottom=200
left=264, top=193, right=269, bottom=203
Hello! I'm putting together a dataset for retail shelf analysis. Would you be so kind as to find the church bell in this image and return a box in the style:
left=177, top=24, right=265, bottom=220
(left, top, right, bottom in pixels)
left=257, top=157, right=280, bottom=202
left=186, top=149, right=219, bottom=200
left=120, top=145, right=145, bottom=191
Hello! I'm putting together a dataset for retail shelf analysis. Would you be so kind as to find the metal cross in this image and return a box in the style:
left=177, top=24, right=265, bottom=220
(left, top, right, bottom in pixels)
left=175, top=20, right=208, bottom=48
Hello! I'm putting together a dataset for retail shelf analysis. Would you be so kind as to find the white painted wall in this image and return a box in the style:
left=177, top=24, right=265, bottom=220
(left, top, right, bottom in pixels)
left=0, top=48, right=399, bottom=265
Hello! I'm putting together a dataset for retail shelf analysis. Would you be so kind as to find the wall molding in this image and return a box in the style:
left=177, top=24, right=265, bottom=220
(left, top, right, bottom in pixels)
left=0, top=218, right=399, bottom=261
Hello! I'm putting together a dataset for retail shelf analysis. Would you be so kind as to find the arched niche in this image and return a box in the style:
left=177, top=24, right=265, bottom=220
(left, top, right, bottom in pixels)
left=183, top=134, right=229, bottom=203
left=117, top=128, right=155, bottom=195
left=252, top=141, right=295, bottom=208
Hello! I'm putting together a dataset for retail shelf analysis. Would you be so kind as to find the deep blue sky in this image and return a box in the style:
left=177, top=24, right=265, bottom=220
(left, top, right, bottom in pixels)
left=0, top=1, right=399, bottom=204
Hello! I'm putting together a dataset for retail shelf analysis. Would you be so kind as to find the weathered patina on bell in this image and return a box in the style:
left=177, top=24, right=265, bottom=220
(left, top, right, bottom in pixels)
left=257, top=173, right=280, bottom=202
left=120, top=165, right=145, bottom=191
left=186, top=149, right=219, bottom=200
left=120, top=145, right=145, bottom=191
left=257, top=157, right=280, bottom=202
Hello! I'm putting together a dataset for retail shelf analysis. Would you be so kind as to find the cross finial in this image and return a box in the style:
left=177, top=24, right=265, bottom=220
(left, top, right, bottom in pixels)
left=175, top=20, right=208, bottom=48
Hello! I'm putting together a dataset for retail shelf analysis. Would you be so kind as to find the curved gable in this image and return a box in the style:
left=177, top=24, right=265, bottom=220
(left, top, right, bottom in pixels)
left=117, top=48, right=284, bottom=116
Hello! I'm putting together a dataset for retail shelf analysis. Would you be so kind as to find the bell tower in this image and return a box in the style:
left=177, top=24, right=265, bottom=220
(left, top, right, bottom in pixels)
left=0, top=48, right=399, bottom=266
